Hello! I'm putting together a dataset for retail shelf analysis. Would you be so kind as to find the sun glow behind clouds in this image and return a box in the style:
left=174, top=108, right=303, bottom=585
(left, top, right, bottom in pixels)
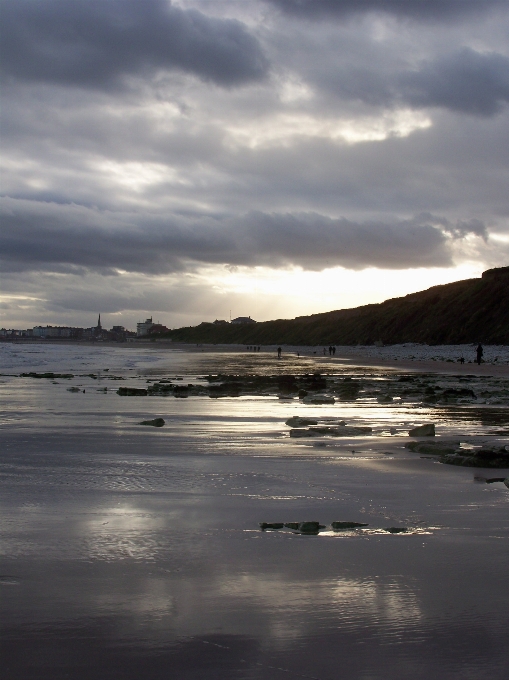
left=198, top=262, right=483, bottom=322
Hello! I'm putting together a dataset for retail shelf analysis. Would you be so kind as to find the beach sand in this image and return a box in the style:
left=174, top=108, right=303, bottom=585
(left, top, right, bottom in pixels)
left=1, top=343, right=508, bottom=679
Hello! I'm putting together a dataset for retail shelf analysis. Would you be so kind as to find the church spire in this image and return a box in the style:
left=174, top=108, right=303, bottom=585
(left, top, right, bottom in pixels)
left=97, top=313, right=101, bottom=330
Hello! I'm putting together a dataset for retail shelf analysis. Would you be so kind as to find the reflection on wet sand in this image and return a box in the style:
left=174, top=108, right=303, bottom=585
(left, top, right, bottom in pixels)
left=1, top=344, right=508, bottom=679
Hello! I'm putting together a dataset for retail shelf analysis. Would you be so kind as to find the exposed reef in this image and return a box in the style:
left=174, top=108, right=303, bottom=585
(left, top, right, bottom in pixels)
left=407, top=440, right=509, bottom=468
left=115, top=372, right=509, bottom=408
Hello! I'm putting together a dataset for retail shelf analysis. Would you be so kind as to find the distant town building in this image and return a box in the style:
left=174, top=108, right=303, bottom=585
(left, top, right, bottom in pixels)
left=137, top=317, right=155, bottom=337
left=0, top=318, right=135, bottom=342
left=231, top=316, right=256, bottom=325
left=94, top=314, right=102, bottom=338
left=0, top=328, right=31, bottom=337
left=213, top=319, right=229, bottom=325
left=32, top=326, right=72, bottom=338
left=147, top=323, right=168, bottom=335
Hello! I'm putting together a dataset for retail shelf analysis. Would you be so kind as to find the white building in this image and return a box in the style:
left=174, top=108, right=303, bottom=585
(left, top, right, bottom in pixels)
left=137, top=317, right=155, bottom=337
left=32, top=326, right=71, bottom=338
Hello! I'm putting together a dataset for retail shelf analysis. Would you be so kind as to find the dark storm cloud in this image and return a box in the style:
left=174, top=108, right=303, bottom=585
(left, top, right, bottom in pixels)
left=0, top=198, right=486, bottom=274
left=264, top=0, right=506, bottom=21
left=0, top=0, right=268, bottom=88
left=401, top=49, right=509, bottom=116
left=310, top=48, right=509, bottom=117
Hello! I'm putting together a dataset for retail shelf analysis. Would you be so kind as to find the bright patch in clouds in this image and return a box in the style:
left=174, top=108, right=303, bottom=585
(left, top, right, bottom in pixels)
left=225, top=109, right=431, bottom=149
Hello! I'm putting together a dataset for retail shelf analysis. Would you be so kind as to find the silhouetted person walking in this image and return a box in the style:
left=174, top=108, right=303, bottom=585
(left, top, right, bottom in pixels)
left=277, top=346, right=282, bottom=359
left=476, top=344, right=483, bottom=365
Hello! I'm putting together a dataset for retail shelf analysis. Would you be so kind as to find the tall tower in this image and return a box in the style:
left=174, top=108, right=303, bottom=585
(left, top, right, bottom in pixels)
left=97, top=314, right=101, bottom=331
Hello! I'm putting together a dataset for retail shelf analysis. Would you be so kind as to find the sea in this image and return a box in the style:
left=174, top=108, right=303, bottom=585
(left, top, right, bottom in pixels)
left=1, top=342, right=508, bottom=680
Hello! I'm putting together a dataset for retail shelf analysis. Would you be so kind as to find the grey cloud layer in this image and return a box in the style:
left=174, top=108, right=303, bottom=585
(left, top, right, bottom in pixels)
left=0, top=0, right=268, bottom=88
left=1, top=0, right=508, bottom=328
left=304, top=47, right=509, bottom=117
left=265, top=0, right=506, bottom=21
left=401, top=49, right=509, bottom=116
left=0, top=198, right=486, bottom=274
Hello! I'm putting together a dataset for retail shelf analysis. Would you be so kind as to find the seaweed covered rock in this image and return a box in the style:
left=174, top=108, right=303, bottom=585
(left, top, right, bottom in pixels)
left=335, top=379, right=361, bottom=401
left=408, top=423, right=435, bottom=437
left=22, top=372, right=73, bottom=379
left=277, top=375, right=298, bottom=394
left=331, top=521, right=369, bottom=530
left=285, top=416, right=318, bottom=428
left=139, top=418, right=165, bottom=427
left=147, top=382, right=174, bottom=395
left=297, top=521, right=323, bottom=533
left=117, top=387, right=148, bottom=396
left=442, top=388, right=477, bottom=400
left=407, top=440, right=509, bottom=468
left=407, top=440, right=460, bottom=456
left=443, top=446, right=509, bottom=468
left=208, top=383, right=241, bottom=398
left=259, top=521, right=325, bottom=534
left=290, top=425, right=372, bottom=438
left=259, top=522, right=284, bottom=530
left=302, top=394, right=335, bottom=405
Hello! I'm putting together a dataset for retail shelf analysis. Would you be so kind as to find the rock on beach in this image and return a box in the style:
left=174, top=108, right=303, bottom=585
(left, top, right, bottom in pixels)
left=408, top=424, right=435, bottom=437
left=139, top=418, right=165, bottom=427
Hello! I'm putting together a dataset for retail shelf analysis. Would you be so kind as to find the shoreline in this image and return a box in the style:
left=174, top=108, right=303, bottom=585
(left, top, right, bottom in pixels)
left=3, top=338, right=509, bottom=376
left=330, top=353, right=509, bottom=377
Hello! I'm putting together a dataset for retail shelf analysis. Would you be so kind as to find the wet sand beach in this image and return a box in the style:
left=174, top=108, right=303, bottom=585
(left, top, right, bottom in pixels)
left=1, top=343, right=508, bottom=679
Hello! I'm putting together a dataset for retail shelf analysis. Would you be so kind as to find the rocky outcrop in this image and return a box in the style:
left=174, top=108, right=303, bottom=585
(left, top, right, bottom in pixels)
left=407, top=441, right=460, bottom=456
left=302, top=394, right=335, bottom=405
left=331, top=521, right=369, bottom=530
left=139, top=418, right=165, bottom=427
left=259, top=521, right=326, bottom=534
left=285, top=416, right=318, bottom=427
left=408, top=424, right=435, bottom=436
left=290, top=425, right=372, bottom=438
left=22, top=372, right=74, bottom=379
left=117, top=387, right=148, bottom=396
left=443, top=446, right=509, bottom=468
left=407, top=440, right=509, bottom=468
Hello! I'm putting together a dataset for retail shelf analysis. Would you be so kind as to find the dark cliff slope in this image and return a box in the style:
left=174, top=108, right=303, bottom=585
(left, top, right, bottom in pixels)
left=166, top=266, right=509, bottom=345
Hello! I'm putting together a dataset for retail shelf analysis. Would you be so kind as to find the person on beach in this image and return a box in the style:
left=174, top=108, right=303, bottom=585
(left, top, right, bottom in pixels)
left=476, top=344, right=483, bottom=365
left=277, top=346, right=282, bottom=358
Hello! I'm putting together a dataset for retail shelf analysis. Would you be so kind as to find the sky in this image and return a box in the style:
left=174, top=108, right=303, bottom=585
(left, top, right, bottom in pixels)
left=1, top=0, right=509, bottom=331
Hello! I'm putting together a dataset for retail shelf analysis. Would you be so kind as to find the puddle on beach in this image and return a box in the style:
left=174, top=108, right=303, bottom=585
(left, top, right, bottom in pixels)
left=1, top=344, right=508, bottom=679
